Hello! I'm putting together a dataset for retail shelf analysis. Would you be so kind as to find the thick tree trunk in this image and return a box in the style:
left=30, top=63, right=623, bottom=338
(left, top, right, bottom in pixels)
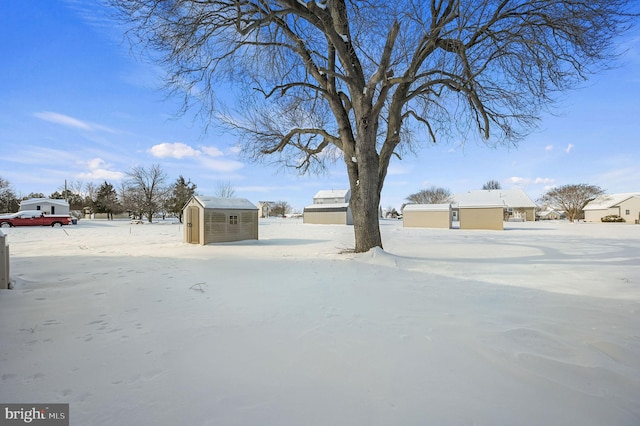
left=350, top=185, right=382, bottom=252
left=347, top=119, right=383, bottom=253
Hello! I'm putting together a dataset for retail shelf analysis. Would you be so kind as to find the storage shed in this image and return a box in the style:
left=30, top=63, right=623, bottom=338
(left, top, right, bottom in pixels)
left=403, top=204, right=452, bottom=229
left=458, top=203, right=504, bottom=230
left=19, top=198, right=70, bottom=216
left=183, top=196, right=258, bottom=245
left=303, top=204, right=353, bottom=225
left=303, top=189, right=353, bottom=225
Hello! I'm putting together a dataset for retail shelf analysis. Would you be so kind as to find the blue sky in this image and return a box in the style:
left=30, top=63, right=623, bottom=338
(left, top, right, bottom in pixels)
left=2, top=1, right=639, bottom=212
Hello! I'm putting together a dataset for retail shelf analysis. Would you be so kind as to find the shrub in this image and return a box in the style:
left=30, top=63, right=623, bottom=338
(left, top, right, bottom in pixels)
left=601, top=215, right=625, bottom=223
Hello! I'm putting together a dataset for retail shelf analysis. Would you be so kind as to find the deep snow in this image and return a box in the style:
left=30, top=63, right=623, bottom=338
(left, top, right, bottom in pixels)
left=0, top=218, right=638, bottom=425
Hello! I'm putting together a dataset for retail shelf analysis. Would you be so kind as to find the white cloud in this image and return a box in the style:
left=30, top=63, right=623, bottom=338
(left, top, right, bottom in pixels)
left=227, top=145, right=242, bottom=154
left=545, top=145, right=554, bottom=151
left=201, top=146, right=224, bottom=157
left=534, top=177, right=555, bottom=184
left=199, top=157, right=244, bottom=173
left=149, top=142, right=200, bottom=159
left=506, top=176, right=556, bottom=186
left=76, top=158, right=125, bottom=181
left=33, top=111, right=119, bottom=134
left=506, top=176, right=527, bottom=185
left=34, top=111, right=93, bottom=130
left=565, top=143, right=575, bottom=153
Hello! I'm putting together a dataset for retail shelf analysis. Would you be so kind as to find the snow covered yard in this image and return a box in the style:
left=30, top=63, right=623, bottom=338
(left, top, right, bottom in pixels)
left=0, top=219, right=638, bottom=425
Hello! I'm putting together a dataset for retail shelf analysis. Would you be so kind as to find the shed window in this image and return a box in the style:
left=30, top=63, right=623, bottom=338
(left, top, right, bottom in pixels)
left=625, top=209, right=630, bottom=215
left=229, top=215, right=238, bottom=225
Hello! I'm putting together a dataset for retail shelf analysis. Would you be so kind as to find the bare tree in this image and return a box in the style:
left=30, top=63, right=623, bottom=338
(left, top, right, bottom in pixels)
left=214, top=181, right=236, bottom=198
left=271, top=200, right=292, bottom=217
left=406, top=186, right=452, bottom=204
left=539, top=184, right=604, bottom=223
left=0, top=177, right=19, bottom=213
left=482, top=180, right=502, bottom=190
left=125, top=164, right=168, bottom=223
left=84, top=182, right=99, bottom=215
left=112, top=0, right=635, bottom=252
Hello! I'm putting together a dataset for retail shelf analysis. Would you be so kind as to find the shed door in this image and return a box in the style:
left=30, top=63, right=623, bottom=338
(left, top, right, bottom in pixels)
left=186, top=206, right=200, bottom=244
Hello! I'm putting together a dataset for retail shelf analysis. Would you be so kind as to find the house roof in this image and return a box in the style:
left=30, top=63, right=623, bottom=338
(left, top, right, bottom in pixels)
left=404, top=203, right=451, bottom=212
left=313, top=189, right=350, bottom=199
left=304, top=203, right=350, bottom=211
left=193, top=196, right=257, bottom=210
left=537, top=209, right=562, bottom=217
left=20, top=198, right=69, bottom=207
left=583, top=193, right=640, bottom=210
left=452, top=189, right=537, bottom=209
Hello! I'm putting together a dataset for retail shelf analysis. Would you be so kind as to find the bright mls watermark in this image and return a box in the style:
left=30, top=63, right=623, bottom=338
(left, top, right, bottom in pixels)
left=1, top=404, right=68, bottom=425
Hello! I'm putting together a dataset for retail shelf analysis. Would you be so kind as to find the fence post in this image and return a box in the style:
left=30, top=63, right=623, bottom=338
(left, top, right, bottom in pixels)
left=0, top=230, right=9, bottom=289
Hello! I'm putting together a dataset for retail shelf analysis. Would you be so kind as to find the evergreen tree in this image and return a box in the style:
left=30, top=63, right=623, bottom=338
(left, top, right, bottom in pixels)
left=94, top=181, right=122, bottom=220
left=166, top=175, right=197, bottom=223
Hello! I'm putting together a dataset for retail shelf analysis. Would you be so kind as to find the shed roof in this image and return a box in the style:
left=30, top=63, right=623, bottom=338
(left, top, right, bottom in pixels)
left=583, top=193, right=640, bottom=210
left=452, top=189, right=536, bottom=208
left=304, top=203, right=350, bottom=211
left=404, top=203, right=451, bottom=212
left=313, top=189, right=350, bottom=199
left=193, top=196, right=257, bottom=210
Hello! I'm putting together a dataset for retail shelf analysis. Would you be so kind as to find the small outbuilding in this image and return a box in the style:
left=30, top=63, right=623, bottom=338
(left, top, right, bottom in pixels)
left=303, top=189, right=353, bottom=225
left=403, top=204, right=452, bottom=229
left=458, top=203, right=504, bottom=230
left=183, top=196, right=258, bottom=245
left=19, top=198, right=70, bottom=216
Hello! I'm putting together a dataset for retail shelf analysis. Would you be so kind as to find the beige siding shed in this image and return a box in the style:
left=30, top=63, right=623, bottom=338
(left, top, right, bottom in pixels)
left=303, top=204, right=353, bottom=225
left=459, top=204, right=504, bottom=230
left=403, top=204, right=452, bottom=228
left=183, top=196, right=258, bottom=245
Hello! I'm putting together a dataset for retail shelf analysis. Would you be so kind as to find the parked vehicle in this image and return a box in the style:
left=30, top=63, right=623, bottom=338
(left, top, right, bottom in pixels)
left=0, top=210, right=73, bottom=227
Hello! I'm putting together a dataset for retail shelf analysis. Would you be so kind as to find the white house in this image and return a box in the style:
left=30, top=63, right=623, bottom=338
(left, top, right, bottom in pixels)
left=303, top=189, right=353, bottom=225
left=19, top=198, right=70, bottom=216
left=583, top=193, right=640, bottom=223
left=536, top=208, right=564, bottom=221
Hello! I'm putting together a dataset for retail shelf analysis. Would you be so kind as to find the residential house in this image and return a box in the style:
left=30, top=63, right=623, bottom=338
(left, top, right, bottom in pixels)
left=536, top=208, right=564, bottom=221
left=452, top=189, right=537, bottom=222
left=583, top=193, right=640, bottom=223
left=303, top=189, right=353, bottom=225
left=256, top=201, right=274, bottom=218
left=19, top=198, right=70, bottom=216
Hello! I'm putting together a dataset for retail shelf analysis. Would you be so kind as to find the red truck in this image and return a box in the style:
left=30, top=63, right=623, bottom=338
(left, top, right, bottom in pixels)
left=0, top=210, right=73, bottom=227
